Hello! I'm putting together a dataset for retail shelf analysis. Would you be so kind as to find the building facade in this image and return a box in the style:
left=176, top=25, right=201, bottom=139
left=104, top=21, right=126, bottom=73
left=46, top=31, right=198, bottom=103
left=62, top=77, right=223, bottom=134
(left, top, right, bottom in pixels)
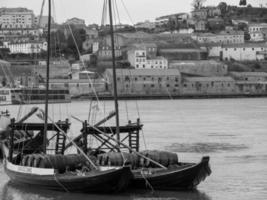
left=1, top=41, right=47, bottom=54
left=0, top=7, right=35, bottom=29
left=248, top=23, right=267, bottom=41
left=104, top=69, right=181, bottom=96
left=169, top=60, right=228, bottom=76
left=192, top=31, right=244, bottom=44
left=182, top=77, right=236, bottom=95
left=220, top=44, right=267, bottom=61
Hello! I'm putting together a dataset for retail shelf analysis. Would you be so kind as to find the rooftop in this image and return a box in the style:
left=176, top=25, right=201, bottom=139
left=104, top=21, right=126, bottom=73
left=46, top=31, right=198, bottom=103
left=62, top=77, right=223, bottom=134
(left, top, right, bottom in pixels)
left=185, top=76, right=235, bottom=82
left=230, top=72, right=267, bottom=77
left=105, top=68, right=181, bottom=76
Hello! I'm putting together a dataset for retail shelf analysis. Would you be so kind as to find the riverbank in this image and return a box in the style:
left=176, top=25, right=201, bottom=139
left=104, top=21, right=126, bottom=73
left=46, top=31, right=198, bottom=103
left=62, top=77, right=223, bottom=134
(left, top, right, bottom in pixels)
left=72, top=93, right=267, bottom=101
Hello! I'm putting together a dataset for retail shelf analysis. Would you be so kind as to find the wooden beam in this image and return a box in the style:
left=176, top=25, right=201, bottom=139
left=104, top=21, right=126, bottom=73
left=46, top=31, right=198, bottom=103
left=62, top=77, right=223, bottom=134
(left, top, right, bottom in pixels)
left=65, top=111, right=116, bottom=150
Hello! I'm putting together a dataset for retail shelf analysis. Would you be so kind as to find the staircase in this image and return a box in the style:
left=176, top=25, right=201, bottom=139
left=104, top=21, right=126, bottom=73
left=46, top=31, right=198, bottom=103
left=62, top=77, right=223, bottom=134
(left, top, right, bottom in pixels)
left=129, top=131, right=139, bottom=152
left=55, top=132, right=66, bottom=154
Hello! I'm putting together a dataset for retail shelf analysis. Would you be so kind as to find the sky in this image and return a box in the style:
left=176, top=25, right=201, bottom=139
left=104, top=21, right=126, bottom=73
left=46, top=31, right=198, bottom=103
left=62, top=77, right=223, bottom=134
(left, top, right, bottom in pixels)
left=0, top=0, right=266, bottom=25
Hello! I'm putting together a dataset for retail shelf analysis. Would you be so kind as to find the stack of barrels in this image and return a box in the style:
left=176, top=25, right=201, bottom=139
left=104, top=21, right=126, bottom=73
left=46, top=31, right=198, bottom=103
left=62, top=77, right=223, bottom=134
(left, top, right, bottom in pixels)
left=21, top=154, right=89, bottom=173
left=97, top=150, right=178, bottom=169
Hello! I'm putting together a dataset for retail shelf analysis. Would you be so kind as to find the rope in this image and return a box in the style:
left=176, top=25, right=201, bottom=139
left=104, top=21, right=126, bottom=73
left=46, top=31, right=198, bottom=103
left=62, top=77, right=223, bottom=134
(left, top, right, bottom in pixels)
left=141, top=168, right=155, bottom=193
left=38, top=109, right=98, bottom=170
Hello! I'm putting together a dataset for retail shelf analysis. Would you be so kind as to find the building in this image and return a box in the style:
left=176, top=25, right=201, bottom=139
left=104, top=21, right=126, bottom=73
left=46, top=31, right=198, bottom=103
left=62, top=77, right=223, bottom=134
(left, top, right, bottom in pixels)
left=169, top=60, right=228, bottom=76
left=34, top=60, right=71, bottom=79
left=135, top=20, right=156, bottom=30
left=0, top=7, right=35, bottom=29
left=97, top=44, right=122, bottom=61
left=220, top=43, right=267, bottom=61
left=104, top=69, right=181, bottom=96
left=127, top=48, right=147, bottom=69
left=159, top=48, right=208, bottom=60
left=194, top=20, right=206, bottom=32
left=192, top=31, right=244, bottom=44
left=64, top=17, right=86, bottom=26
left=146, top=57, right=168, bottom=69
left=155, top=13, right=189, bottom=28
left=127, top=43, right=168, bottom=69
left=82, top=28, right=98, bottom=52
left=1, top=41, right=47, bottom=54
left=182, top=77, right=236, bottom=95
left=34, top=15, right=55, bottom=28
left=230, top=72, right=267, bottom=82
left=191, top=9, right=208, bottom=20
left=248, top=23, right=267, bottom=41
left=49, top=78, right=105, bottom=97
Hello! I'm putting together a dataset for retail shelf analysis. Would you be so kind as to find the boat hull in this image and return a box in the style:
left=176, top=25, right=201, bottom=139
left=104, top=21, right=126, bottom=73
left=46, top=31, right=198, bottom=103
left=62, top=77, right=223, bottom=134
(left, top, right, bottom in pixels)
left=131, top=156, right=211, bottom=191
left=5, top=161, right=132, bottom=193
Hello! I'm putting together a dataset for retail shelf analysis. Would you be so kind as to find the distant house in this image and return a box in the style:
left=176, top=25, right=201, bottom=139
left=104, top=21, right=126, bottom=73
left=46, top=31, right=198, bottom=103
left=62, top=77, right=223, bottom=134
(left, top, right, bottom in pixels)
left=208, top=43, right=267, bottom=61
left=64, top=17, right=86, bottom=26
left=192, top=31, right=244, bottom=44
left=97, top=44, right=122, bottom=61
left=135, top=20, right=156, bottom=30
left=191, top=9, right=208, bottom=20
left=194, top=20, right=207, bottom=32
left=1, top=41, right=47, bottom=54
left=248, top=23, right=267, bottom=41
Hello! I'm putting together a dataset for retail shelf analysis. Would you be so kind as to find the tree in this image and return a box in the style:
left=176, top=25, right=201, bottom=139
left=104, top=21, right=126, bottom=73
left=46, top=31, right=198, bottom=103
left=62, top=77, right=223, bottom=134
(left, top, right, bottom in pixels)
left=66, top=28, right=86, bottom=60
left=192, top=0, right=206, bottom=10
left=239, top=0, right=247, bottom=6
left=50, top=30, right=67, bottom=58
left=244, top=31, right=251, bottom=41
left=218, top=2, right=228, bottom=16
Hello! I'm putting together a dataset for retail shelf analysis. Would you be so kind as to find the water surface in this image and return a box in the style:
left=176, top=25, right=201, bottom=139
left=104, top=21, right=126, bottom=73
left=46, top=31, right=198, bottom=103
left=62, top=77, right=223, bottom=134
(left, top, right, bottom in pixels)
left=1, top=98, right=267, bottom=200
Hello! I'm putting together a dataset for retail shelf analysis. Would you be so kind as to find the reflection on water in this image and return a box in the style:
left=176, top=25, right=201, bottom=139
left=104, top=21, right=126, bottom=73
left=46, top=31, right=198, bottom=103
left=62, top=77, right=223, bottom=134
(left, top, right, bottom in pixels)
left=165, top=142, right=248, bottom=153
left=1, top=181, right=211, bottom=200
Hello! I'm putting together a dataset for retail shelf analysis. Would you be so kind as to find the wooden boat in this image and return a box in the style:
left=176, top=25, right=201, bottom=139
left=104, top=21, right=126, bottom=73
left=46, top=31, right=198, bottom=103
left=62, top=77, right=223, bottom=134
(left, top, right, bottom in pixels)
left=3, top=156, right=131, bottom=193
left=67, top=0, right=211, bottom=191
left=131, top=157, right=211, bottom=190
left=0, top=0, right=132, bottom=193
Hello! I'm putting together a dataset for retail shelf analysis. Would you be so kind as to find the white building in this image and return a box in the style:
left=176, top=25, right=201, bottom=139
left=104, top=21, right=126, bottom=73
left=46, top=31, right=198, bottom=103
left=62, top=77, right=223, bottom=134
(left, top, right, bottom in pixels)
left=1, top=41, right=47, bottom=54
left=128, top=47, right=168, bottom=69
left=0, top=7, right=35, bottom=29
left=248, top=23, right=267, bottom=41
left=128, top=49, right=147, bottom=69
left=208, top=43, right=267, bottom=61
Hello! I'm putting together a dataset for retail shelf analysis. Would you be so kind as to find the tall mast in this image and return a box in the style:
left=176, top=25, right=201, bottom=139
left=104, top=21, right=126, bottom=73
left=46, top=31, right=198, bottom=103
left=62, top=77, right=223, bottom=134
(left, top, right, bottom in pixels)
left=108, top=0, right=120, bottom=150
left=43, top=0, right=51, bottom=153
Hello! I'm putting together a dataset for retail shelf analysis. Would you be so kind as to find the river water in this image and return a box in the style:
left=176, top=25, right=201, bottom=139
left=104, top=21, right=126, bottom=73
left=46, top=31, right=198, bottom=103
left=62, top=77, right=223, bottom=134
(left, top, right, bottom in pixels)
left=0, top=98, right=267, bottom=200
